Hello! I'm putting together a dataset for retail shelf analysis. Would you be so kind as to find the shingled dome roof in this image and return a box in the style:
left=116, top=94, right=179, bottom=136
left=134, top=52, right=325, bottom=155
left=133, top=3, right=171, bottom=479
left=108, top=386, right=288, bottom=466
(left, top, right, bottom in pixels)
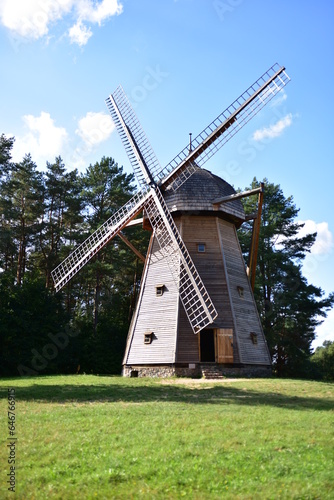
left=164, top=166, right=245, bottom=225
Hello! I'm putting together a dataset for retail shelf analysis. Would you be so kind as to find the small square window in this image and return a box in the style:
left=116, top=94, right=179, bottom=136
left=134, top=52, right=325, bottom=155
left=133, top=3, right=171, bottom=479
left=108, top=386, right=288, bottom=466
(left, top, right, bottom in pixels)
left=197, top=243, right=206, bottom=253
left=155, top=284, right=165, bottom=296
left=144, top=332, right=154, bottom=344
left=250, top=332, right=258, bottom=345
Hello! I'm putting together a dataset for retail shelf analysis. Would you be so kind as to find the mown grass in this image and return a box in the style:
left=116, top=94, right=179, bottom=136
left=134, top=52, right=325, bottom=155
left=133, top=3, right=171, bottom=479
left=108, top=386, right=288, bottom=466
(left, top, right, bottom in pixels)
left=0, top=375, right=333, bottom=499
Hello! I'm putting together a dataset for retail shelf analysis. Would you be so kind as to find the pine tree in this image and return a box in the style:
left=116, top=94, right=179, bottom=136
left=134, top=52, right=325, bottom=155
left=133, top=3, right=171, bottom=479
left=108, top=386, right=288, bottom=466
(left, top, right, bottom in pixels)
left=239, top=178, right=334, bottom=377
left=0, top=154, right=44, bottom=284
left=35, top=157, right=83, bottom=288
left=0, top=135, right=16, bottom=271
left=79, top=156, right=137, bottom=331
left=0, top=134, right=15, bottom=179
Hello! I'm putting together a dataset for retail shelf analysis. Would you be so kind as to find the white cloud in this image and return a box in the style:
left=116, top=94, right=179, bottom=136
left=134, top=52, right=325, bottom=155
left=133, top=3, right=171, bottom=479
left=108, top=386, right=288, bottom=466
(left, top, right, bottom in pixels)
left=270, top=91, right=287, bottom=107
left=253, top=113, right=292, bottom=141
left=0, top=0, right=72, bottom=39
left=76, top=111, right=114, bottom=148
left=69, top=19, right=92, bottom=45
left=0, top=0, right=123, bottom=45
left=10, top=110, right=115, bottom=170
left=12, top=112, right=68, bottom=166
left=298, top=220, right=333, bottom=255
left=76, top=0, right=123, bottom=24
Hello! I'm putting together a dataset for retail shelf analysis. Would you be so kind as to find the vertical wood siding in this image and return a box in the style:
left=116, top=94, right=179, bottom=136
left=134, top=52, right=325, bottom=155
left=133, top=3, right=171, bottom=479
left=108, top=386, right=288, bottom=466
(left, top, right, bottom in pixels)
left=218, top=219, right=271, bottom=365
left=125, top=233, right=179, bottom=365
left=124, top=214, right=270, bottom=368
left=175, top=215, right=238, bottom=364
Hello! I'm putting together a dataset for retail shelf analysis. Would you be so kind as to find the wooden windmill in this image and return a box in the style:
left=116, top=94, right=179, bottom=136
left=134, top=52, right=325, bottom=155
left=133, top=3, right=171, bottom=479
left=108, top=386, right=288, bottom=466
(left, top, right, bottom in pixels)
left=52, top=63, right=290, bottom=377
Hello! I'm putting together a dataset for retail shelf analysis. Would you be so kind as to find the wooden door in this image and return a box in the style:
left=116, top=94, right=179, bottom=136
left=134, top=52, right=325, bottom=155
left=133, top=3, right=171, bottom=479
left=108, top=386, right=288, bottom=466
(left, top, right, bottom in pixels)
left=216, top=329, right=233, bottom=363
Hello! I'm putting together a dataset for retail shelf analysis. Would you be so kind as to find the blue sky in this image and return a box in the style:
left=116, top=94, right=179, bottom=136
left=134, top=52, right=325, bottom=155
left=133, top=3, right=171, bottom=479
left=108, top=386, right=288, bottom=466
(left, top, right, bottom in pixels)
left=0, top=0, right=333, bottom=348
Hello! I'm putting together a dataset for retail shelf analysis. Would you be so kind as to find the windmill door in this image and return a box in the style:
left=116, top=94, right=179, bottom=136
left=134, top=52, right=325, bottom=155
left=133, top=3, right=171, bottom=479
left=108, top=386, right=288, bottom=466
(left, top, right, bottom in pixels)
left=216, top=329, right=234, bottom=363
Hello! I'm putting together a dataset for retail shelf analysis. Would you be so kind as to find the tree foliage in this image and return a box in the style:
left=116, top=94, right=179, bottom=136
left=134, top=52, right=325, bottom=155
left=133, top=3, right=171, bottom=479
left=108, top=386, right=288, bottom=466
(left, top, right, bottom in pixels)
left=238, top=178, right=334, bottom=377
left=311, top=341, right=334, bottom=381
left=0, top=136, right=150, bottom=377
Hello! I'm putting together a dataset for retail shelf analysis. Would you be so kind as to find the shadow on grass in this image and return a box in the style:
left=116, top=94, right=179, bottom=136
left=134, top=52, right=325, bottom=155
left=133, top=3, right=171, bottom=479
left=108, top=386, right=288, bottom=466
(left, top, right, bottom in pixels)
left=1, top=378, right=332, bottom=411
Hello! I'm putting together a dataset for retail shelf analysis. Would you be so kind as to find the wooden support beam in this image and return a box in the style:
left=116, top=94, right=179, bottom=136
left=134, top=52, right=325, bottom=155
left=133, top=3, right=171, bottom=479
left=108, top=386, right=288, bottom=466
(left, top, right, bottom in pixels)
left=213, top=186, right=263, bottom=206
left=244, top=211, right=258, bottom=221
left=118, top=232, right=146, bottom=263
left=125, top=217, right=143, bottom=227
left=247, top=183, right=264, bottom=291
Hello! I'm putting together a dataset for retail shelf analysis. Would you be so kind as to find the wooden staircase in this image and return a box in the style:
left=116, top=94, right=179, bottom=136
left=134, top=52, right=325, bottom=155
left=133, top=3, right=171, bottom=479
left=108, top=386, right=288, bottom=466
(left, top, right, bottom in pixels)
left=200, top=363, right=226, bottom=380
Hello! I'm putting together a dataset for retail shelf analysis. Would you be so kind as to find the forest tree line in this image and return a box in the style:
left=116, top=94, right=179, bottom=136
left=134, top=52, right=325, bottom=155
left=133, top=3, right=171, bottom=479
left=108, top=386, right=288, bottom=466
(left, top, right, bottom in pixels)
left=0, top=133, right=333, bottom=379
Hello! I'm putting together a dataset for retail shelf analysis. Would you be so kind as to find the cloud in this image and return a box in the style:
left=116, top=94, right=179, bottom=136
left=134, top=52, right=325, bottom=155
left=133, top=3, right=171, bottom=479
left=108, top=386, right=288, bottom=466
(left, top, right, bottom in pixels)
left=69, top=19, right=92, bottom=46
left=11, top=112, right=68, bottom=166
left=0, top=0, right=72, bottom=39
left=10, top=110, right=115, bottom=170
left=76, top=111, right=115, bottom=148
left=270, top=90, right=287, bottom=107
left=68, top=0, right=123, bottom=45
left=298, top=220, right=333, bottom=255
left=0, top=0, right=123, bottom=45
left=253, top=113, right=292, bottom=141
left=76, top=0, right=123, bottom=25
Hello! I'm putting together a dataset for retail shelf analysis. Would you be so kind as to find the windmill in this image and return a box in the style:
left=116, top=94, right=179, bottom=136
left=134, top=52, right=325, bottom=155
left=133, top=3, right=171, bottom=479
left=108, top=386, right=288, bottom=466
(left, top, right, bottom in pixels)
left=52, top=63, right=290, bottom=377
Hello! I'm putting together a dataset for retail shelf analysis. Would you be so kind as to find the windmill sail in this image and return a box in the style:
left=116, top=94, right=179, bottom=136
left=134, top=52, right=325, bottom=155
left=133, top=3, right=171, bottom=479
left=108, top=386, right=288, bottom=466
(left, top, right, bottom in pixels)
left=106, top=87, right=161, bottom=188
left=51, top=188, right=151, bottom=292
left=145, top=188, right=217, bottom=332
left=158, top=63, right=290, bottom=191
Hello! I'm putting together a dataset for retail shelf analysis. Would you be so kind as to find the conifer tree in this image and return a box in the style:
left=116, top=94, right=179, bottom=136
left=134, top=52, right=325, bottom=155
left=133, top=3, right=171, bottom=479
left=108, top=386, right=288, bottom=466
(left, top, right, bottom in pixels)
left=239, top=178, right=334, bottom=377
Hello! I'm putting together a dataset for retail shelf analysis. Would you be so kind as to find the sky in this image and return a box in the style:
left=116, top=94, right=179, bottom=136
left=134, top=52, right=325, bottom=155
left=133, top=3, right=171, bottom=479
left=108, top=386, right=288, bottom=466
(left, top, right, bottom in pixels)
left=0, top=0, right=333, bottom=349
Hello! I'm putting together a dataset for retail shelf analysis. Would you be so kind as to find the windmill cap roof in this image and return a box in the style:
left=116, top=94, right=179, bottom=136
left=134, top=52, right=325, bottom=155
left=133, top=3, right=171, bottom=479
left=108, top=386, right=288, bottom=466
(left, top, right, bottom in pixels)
left=163, top=166, right=245, bottom=224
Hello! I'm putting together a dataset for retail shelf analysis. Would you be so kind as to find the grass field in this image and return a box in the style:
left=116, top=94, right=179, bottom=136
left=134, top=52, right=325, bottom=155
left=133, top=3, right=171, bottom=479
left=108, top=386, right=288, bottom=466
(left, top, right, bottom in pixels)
left=0, top=375, right=333, bottom=499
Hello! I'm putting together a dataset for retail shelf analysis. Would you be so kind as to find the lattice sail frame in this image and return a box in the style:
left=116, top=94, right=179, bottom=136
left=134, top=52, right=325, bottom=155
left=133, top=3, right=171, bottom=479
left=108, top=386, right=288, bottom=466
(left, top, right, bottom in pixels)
left=145, top=188, right=217, bottom=332
left=158, top=63, right=290, bottom=190
left=51, top=188, right=151, bottom=292
left=105, top=88, right=161, bottom=189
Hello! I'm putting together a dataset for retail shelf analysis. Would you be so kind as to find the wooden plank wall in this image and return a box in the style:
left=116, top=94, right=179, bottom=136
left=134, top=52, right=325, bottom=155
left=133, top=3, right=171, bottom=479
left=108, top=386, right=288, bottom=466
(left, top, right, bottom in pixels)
left=125, top=213, right=270, bottom=368
left=218, top=219, right=271, bottom=365
left=175, top=215, right=240, bottom=364
left=124, top=234, right=179, bottom=365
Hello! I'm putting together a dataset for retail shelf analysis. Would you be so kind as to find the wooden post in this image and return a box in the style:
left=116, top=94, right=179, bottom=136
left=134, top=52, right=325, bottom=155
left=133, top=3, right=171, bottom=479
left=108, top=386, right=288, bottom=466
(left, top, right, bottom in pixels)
left=247, top=182, right=264, bottom=291
left=118, top=232, right=146, bottom=263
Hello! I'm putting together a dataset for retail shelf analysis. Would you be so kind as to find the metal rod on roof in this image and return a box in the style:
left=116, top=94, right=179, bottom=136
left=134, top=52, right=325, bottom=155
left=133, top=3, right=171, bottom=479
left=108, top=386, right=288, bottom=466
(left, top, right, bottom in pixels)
left=189, top=133, right=192, bottom=153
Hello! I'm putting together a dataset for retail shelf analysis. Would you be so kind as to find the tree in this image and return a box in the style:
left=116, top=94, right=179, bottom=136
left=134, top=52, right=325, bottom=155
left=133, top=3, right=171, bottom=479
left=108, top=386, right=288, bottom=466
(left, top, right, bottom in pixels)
left=64, top=156, right=150, bottom=373
left=35, top=157, right=83, bottom=288
left=0, top=135, right=16, bottom=271
left=78, top=156, right=137, bottom=330
left=0, top=273, right=71, bottom=377
left=0, top=134, right=15, bottom=179
left=238, top=178, right=334, bottom=377
left=311, top=341, right=334, bottom=381
left=0, top=154, right=44, bottom=284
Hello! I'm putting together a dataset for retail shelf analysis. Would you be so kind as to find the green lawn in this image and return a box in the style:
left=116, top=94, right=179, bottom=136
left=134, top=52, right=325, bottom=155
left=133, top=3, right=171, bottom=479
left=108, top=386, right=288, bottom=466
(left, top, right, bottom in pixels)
left=0, top=375, right=333, bottom=499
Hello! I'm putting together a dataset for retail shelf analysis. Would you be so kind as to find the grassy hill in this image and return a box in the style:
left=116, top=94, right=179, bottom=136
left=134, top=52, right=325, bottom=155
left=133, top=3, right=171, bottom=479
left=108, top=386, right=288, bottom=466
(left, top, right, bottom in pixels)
left=0, top=375, right=333, bottom=499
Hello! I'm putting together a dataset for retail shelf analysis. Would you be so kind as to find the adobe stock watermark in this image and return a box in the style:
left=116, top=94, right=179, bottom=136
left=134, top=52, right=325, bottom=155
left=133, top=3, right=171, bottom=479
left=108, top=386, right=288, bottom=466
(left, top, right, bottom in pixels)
left=213, top=0, right=244, bottom=22
left=17, top=324, right=80, bottom=376
left=8, top=0, right=66, bottom=53
left=70, top=64, right=169, bottom=167
left=128, top=65, right=169, bottom=108
left=216, top=101, right=293, bottom=184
